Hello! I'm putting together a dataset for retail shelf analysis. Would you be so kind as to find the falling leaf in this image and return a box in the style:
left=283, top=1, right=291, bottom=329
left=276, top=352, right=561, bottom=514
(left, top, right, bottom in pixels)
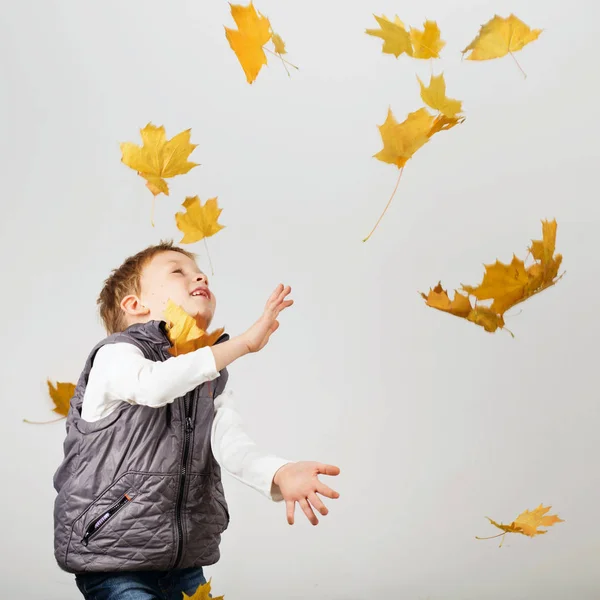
left=410, top=20, right=445, bottom=58
left=225, top=2, right=272, bottom=83
left=272, top=32, right=286, bottom=54
left=373, top=107, right=434, bottom=168
left=120, top=124, right=199, bottom=196
left=421, top=220, right=564, bottom=335
left=477, top=504, right=564, bottom=546
left=47, top=380, right=75, bottom=417
left=175, top=196, right=225, bottom=244
left=164, top=299, right=224, bottom=356
left=418, top=73, right=463, bottom=118
left=364, top=102, right=464, bottom=241
left=183, top=578, right=224, bottom=600
left=462, top=14, right=541, bottom=77
left=24, top=380, right=75, bottom=424
left=462, top=220, right=563, bottom=314
left=420, top=283, right=504, bottom=333
left=366, top=15, right=413, bottom=58
left=428, top=113, right=465, bottom=137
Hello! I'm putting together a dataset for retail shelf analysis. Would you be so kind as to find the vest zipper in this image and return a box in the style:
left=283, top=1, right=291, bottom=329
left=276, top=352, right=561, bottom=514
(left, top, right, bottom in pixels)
left=173, top=396, right=193, bottom=568
left=81, top=493, right=133, bottom=547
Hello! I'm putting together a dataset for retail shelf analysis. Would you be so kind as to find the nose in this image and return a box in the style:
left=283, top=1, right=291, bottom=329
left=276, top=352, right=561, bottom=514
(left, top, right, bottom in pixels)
left=194, top=273, right=207, bottom=284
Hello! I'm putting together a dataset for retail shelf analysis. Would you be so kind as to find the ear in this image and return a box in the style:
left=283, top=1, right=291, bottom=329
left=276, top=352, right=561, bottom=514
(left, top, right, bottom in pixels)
left=120, top=294, right=150, bottom=317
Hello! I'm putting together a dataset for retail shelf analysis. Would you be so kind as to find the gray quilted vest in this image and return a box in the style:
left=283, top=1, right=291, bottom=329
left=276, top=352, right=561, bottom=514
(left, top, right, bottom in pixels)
left=52, top=320, right=230, bottom=574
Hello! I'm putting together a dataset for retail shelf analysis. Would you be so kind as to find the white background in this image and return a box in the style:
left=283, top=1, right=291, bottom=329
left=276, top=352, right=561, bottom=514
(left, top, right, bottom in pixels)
left=1, top=0, right=599, bottom=598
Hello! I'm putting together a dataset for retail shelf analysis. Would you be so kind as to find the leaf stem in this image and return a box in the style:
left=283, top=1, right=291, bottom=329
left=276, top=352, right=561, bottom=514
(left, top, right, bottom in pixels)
left=362, top=167, right=404, bottom=242
left=203, top=238, right=214, bottom=276
left=509, top=51, right=527, bottom=79
left=264, top=47, right=299, bottom=70
left=475, top=532, right=506, bottom=540
left=151, top=195, right=156, bottom=227
left=23, top=416, right=66, bottom=424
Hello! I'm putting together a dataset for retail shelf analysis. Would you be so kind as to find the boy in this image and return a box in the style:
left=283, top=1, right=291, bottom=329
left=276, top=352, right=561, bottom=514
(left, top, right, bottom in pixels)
left=53, top=241, right=340, bottom=600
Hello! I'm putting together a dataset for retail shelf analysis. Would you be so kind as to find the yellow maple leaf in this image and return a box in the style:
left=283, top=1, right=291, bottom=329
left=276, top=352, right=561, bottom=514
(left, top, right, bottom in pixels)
left=120, top=123, right=199, bottom=196
left=427, top=113, right=465, bottom=137
left=364, top=104, right=464, bottom=242
left=164, top=300, right=224, bottom=356
left=272, top=32, right=286, bottom=54
left=373, top=107, right=434, bottom=169
left=183, top=578, right=224, bottom=600
left=366, top=14, right=413, bottom=58
left=462, top=220, right=563, bottom=315
left=225, top=2, right=272, bottom=84
left=421, top=220, right=563, bottom=335
left=23, top=380, right=75, bottom=424
left=477, top=504, right=564, bottom=547
left=418, top=73, right=462, bottom=118
left=410, top=20, right=445, bottom=58
left=420, top=283, right=504, bottom=333
left=175, top=196, right=225, bottom=245
left=462, top=14, right=541, bottom=77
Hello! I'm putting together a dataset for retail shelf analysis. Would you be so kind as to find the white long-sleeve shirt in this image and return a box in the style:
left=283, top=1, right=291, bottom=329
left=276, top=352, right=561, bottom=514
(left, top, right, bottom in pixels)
left=81, top=342, right=290, bottom=501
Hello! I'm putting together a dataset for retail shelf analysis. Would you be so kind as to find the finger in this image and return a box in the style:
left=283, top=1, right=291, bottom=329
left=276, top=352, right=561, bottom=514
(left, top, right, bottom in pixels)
left=286, top=500, right=295, bottom=525
left=308, top=492, right=328, bottom=516
left=275, top=299, right=294, bottom=315
left=266, top=284, right=284, bottom=309
left=299, top=498, right=318, bottom=526
left=274, top=285, right=292, bottom=306
left=316, top=463, right=340, bottom=476
left=315, top=482, right=340, bottom=499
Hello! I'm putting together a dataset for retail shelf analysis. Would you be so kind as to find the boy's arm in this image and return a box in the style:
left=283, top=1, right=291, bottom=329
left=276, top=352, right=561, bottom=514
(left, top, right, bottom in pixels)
left=211, top=387, right=292, bottom=502
left=85, top=342, right=221, bottom=411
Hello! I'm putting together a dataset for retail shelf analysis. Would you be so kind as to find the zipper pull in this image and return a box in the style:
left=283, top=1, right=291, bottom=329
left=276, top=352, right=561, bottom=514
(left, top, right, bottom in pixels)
left=186, top=417, right=193, bottom=431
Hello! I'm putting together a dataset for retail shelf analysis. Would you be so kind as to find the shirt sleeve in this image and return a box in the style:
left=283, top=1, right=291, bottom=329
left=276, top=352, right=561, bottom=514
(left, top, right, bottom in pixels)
left=211, top=386, right=292, bottom=502
left=81, top=342, right=221, bottom=421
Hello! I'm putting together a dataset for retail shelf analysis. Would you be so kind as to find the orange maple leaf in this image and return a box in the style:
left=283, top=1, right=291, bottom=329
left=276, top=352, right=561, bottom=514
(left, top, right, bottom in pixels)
left=183, top=578, right=224, bottom=600
left=477, top=504, right=564, bottom=547
left=421, top=220, right=564, bottom=336
left=23, top=380, right=75, bottom=425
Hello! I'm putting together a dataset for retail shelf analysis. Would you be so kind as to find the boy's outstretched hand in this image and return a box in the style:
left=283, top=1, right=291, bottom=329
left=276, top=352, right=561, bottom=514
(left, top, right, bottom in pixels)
left=273, top=461, right=341, bottom=525
left=241, top=284, right=293, bottom=353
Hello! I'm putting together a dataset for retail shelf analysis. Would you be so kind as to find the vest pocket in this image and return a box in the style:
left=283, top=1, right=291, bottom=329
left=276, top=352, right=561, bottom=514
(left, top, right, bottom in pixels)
left=81, top=491, right=136, bottom=547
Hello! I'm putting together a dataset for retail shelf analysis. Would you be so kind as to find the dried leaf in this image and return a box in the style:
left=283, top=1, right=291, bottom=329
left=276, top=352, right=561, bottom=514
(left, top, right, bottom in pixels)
left=225, top=2, right=272, bottom=84
left=365, top=98, right=464, bottom=241
left=175, top=196, right=225, bottom=245
left=183, top=578, right=224, bottom=600
left=164, top=299, right=224, bottom=356
left=420, top=283, right=504, bottom=333
left=272, top=32, right=286, bottom=54
left=373, top=107, right=434, bottom=168
left=418, top=73, right=462, bottom=118
left=47, top=380, right=75, bottom=417
left=120, top=124, right=199, bottom=196
left=462, top=14, right=542, bottom=61
left=478, top=504, right=564, bottom=546
left=462, top=220, right=563, bottom=314
left=410, top=20, right=445, bottom=58
left=421, top=220, right=563, bottom=335
left=366, top=15, right=413, bottom=58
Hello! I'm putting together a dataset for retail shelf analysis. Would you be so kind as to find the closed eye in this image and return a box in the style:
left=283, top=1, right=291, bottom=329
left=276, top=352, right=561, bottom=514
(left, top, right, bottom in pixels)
left=172, top=269, right=183, bottom=274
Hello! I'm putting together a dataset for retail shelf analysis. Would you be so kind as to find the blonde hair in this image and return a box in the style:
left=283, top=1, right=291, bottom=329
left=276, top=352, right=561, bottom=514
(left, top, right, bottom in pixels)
left=97, top=241, right=196, bottom=334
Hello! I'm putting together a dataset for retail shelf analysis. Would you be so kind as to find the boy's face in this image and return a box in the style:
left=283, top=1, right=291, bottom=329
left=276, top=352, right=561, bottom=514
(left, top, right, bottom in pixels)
left=132, top=250, right=216, bottom=330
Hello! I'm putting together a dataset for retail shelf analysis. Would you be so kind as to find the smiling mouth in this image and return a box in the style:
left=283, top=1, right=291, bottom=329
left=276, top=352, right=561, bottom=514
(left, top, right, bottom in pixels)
left=190, top=289, right=210, bottom=299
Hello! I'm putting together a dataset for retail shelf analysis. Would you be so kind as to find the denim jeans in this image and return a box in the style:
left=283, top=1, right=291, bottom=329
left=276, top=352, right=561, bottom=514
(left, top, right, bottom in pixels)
left=75, top=566, right=211, bottom=600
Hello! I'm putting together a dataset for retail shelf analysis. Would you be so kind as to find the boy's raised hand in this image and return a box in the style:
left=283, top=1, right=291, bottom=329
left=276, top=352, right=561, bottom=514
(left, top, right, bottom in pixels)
left=241, top=284, right=293, bottom=353
left=272, top=461, right=341, bottom=525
